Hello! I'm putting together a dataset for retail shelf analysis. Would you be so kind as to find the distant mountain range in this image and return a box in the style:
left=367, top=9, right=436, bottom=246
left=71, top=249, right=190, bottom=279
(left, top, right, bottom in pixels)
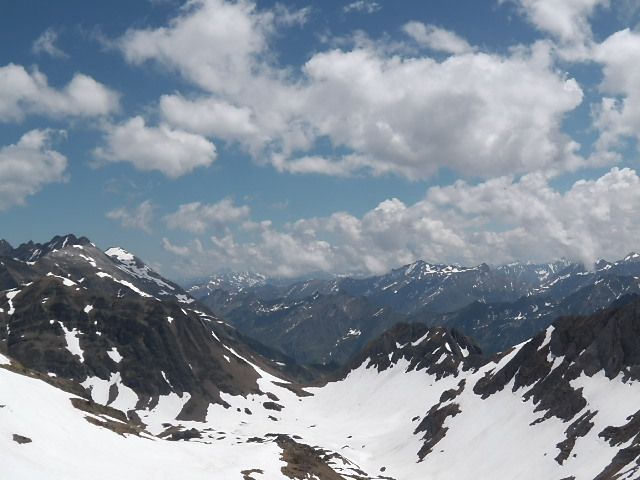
left=2, top=234, right=640, bottom=479
left=189, top=254, right=640, bottom=364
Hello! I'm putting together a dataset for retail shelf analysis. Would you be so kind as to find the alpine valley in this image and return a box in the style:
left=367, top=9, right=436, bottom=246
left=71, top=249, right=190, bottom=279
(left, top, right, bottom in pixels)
left=2, top=234, right=640, bottom=480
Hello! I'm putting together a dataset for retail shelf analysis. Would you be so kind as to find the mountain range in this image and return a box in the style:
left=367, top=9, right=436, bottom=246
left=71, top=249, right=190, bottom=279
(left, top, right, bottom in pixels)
left=2, top=234, right=640, bottom=479
left=189, top=254, right=640, bottom=366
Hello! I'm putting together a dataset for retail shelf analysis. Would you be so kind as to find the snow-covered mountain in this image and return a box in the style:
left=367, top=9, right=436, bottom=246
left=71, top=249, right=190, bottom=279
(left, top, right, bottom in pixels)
left=3, top=248, right=640, bottom=480
left=0, top=235, right=308, bottom=420
left=188, top=271, right=268, bottom=297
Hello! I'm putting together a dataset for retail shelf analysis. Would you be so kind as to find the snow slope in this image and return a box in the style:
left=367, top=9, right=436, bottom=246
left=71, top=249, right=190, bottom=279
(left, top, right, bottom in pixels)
left=4, top=317, right=640, bottom=479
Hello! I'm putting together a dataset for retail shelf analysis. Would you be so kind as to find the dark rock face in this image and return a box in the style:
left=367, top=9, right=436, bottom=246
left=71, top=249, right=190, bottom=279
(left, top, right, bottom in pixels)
left=550, top=301, right=640, bottom=381
left=473, top=299, right=640, bottom=426
left=600, top=409, right=640, bottom=447
left=415, top=402, right=461, bottom=460
left=555, top=410, right=597, bottom=464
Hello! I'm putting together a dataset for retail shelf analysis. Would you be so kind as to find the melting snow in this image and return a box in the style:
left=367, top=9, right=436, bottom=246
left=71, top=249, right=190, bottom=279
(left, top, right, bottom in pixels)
left=106, top=247, right=176, bottom=291
left=107, top=347, right=123, bottom=364
left=105, top=247, right=135, bottom=262
left=59, top=323, right=85, bottom=362
left=96, top=272, right=152, bottom=298
left=46, top=272, right=77, bottom=287
left=0, top=352, right=10, bottom=365
left=175, top=294, right=194, bottom=304
left=6, top=290, right=20, bottom=315
left=411, top=332, right=430, bottom=347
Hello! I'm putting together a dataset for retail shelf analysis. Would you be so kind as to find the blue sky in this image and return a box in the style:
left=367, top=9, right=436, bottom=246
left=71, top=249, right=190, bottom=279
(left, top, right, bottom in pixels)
left=1, top=0, right=640, bottom=281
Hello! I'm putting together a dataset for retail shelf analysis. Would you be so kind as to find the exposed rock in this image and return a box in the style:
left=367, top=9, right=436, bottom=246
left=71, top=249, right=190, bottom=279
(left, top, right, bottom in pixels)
left=12, top=434, right=32, bottom=444
left=555, top=410, right=597, bottom=464
left=415, top=402, right=461, bottom=460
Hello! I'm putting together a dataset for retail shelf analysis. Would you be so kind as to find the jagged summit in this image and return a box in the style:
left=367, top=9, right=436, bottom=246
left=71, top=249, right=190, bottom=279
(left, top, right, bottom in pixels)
left=188, top=271, right=268, bottom=297
left=346, top=322, right=483, bottom=378
left=623, top=252, right=640, bottom=262
left=0, top=239, right=12, bottom=256
left=4, top=234, right=92, bottom=262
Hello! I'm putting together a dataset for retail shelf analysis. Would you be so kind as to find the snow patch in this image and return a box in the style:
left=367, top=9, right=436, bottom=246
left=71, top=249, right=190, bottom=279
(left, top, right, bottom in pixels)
left=6, top=289, right=20, bottom=315
left=107, top=347, right=123, bottom=364
left=96, top=272, right=152, bottom=298
left=0, top=352, right=10, bottom=365
left=46, top=272, right=77, bottom=287
left=59, top=323, right=85, bottom=362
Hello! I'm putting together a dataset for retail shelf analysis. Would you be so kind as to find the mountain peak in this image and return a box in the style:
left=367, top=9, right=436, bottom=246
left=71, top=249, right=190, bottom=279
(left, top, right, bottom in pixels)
left=0, top=239, right=13, bottom=256
left=623, top=252, right=640, bottom=262
left=347, top=323, right=482, bottom=379
left=11, top=234, right=91, bottom=262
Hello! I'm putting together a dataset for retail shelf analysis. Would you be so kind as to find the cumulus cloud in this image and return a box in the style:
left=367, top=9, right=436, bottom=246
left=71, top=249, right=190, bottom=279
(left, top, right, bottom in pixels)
left=160, top=167, right=640, bottom=278
left=32, top=28, right=68, bottom=58
left=503, top=0, right=610, bottom=59
left=119, top=0, right=585, bottom=180
left=106, top=200, right=155, bottom=233
left=0, top=130, right=68, bottom=210
left=591, top=29, right=640, bottom=161
left=403, top=21, right=474, bottom=54
left=94, top=116, right=217, bottom=178
left=164, top=198, right=250, bottom=234
left=159, top=94, right=262, bottom=147
left=0, top=64, right=119, bottom=121
left=505, top=0, right=608, bottom=42
left=343, top=1, right=381, bottom=14
left=119, top=0, right=274, bottom=95
left=295, top=43, right=584, bottom=178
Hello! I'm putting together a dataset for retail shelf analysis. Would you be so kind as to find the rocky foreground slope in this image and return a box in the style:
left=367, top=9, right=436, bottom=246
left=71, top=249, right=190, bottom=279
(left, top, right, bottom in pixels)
left=2, top=236, right=640, bottom=479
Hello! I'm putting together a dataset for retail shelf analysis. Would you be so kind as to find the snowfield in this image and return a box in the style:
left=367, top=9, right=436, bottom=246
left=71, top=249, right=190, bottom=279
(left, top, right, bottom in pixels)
left=3, top=332, right=640, bottom=480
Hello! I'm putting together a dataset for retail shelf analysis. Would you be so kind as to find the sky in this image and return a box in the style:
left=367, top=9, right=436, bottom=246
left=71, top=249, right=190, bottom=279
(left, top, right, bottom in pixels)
left=1, top=0, right=640, bottom=281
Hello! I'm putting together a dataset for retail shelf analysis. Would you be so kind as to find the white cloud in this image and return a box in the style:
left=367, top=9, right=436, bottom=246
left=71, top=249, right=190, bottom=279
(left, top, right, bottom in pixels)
left=0, top=63, right=119, bottom=121
left=294, top=43, right=584, bottom=178
left=32, top=28, right=68, bottom=59
left=160, top=167, right=640, bottom=278
left=343, top=1, right=381, bottom=14
left=123, top=0, right=585, bottom=180
left=164, top=198, right=250, bottom=234
left=119, top=0, right=274, bottom=95
left=591, top=29, right=640, bottom=160
left=159, top=94, right=262, bottom=147
left=503, top=0, right=610, bottom=60
left=0, top=130, right=68, bottom=210
left=162, top=237, right=192, bottom=256
left=504, top=0, right=609, bottom=42
left=106, top=200, right=155, bottom=233
left=94, top=116, right=217, bottom=178
left=403, top=21, right=474, bottom=54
